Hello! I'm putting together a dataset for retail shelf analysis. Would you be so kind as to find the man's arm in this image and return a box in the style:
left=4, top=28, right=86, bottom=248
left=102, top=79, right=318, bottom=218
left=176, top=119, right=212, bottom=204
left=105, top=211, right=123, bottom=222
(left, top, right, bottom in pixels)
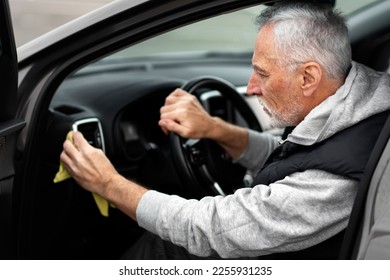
left=137, top=170, right=358, bottom=258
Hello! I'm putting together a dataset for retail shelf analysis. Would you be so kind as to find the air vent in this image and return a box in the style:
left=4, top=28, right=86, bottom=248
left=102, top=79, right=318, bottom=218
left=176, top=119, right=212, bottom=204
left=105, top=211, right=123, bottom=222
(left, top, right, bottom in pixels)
left=72, top=118, right=105, bottom=152
left=54, top=105, right=83, bottom=115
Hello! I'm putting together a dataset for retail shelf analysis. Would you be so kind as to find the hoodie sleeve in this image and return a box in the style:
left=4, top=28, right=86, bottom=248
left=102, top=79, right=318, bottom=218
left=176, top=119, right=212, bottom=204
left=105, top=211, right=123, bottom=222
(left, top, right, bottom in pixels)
left=136, top=169, right=357, bottom=258
left=234, top=129, right=280, bottom=173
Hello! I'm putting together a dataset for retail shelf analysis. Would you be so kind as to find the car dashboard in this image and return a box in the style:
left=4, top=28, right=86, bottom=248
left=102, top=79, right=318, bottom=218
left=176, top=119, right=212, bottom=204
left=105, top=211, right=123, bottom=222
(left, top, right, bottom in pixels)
left=49, top=55, right=254, bottom=191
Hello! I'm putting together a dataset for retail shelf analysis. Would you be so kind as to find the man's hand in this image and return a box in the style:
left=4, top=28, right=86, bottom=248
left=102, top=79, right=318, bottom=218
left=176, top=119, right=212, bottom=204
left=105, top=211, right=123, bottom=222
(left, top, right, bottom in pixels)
left=159, top=88, right=250, bottom=160
left=60, top=131, right=117, bottom=197
left=60, top=131, right=147, bottom=221
left=159, top=89, right=217, bottom=139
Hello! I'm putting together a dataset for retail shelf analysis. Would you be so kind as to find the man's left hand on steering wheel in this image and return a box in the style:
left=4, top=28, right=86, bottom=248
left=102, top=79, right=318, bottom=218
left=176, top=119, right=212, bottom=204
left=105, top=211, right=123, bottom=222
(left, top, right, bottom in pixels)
left=159, top=76, right=262, bottom=199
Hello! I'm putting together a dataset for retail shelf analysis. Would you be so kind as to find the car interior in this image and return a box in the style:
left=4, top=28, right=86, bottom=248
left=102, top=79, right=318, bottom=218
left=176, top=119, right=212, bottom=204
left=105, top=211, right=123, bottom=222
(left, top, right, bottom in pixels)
left=13, top=0, right=390, bottom=259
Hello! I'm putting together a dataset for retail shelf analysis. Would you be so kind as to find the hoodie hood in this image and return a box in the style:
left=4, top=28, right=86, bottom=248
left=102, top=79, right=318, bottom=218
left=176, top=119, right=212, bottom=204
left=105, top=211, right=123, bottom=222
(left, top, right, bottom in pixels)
left=287, top=61, right=390, bottom=146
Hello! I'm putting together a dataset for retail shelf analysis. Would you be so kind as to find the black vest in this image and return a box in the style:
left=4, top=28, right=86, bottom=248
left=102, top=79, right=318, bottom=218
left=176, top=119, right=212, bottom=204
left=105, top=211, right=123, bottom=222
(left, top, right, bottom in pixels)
left=253, top=110, right=389, bottom=259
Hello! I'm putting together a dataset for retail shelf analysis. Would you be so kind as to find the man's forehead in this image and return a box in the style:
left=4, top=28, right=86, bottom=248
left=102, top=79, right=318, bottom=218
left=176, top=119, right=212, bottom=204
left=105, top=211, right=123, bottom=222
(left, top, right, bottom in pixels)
left=252, top=49, right=281, bottom=67
left=254, top=25, right=281, bottom=62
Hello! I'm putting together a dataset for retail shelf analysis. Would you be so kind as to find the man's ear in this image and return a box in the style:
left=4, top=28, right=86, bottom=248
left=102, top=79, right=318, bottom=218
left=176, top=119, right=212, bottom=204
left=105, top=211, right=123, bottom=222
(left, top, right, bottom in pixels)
left=300, top=62, right=322, bottom=97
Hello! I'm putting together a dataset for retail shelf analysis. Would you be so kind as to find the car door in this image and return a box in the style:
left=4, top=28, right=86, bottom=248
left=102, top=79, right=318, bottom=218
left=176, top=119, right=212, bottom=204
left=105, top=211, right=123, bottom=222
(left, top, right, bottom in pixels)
left=0, top=0, right=26, bottom=259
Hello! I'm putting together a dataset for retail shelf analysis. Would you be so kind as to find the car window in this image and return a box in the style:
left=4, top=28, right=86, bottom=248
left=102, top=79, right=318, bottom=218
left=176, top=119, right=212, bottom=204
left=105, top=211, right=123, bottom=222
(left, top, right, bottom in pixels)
left=336, top=0, right=378, bottom=14
left=108, top=6, right=261, bottom=60
left=101, top=0, right=379, bottom=62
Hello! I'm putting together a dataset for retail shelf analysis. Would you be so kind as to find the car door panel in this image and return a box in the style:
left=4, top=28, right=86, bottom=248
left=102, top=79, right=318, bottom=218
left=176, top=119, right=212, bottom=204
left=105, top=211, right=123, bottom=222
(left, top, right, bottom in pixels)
left=0, top=120, right=25, bottom=259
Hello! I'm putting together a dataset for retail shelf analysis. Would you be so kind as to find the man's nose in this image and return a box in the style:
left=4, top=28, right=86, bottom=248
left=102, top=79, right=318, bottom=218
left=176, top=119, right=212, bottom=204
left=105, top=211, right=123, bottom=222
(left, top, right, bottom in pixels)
left=247, top=72, right=261, bottom=96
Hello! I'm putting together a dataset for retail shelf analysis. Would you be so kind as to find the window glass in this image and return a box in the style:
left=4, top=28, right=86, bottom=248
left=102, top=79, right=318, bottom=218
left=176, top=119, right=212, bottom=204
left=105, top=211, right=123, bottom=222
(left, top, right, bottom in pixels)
left=104, top=0, right=379, bottom=61
left=336, top=0, right=378, bottom=14
left=109, top=6, right=261, bottom=60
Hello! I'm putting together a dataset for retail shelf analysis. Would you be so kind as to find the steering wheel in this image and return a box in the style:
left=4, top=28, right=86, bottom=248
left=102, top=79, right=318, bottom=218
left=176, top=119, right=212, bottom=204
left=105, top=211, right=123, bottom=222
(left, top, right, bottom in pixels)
left=169, top=76, right=262, bottom=199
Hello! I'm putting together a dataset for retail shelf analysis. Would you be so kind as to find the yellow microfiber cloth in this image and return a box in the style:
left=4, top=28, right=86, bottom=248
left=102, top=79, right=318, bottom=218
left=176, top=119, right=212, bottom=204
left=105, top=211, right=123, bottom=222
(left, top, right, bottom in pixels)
left=53, top=131, right=111, bottom=217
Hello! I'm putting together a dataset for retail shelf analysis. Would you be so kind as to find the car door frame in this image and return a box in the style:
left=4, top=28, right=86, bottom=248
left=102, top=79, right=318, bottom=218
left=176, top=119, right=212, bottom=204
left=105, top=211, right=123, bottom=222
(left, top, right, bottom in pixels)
left=0, top=0, right=26, bottom=259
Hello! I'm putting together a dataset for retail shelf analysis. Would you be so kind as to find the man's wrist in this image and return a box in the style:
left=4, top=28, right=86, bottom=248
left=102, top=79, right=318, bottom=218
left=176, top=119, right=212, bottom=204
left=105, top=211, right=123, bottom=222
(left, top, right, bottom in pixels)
left=208, top=116, right=249, bottom=159
left=208, top=116, right=227, bottom=140
left=103, top=173, right=148, bottom=221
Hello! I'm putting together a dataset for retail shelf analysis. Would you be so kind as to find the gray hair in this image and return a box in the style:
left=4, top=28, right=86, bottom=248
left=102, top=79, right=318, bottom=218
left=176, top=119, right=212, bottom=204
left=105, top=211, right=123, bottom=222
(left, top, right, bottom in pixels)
left=256, top=2, right=351, bottom=80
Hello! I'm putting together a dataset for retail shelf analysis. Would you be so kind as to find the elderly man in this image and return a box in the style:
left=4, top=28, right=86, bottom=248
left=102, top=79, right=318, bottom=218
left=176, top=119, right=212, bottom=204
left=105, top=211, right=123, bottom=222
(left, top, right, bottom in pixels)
left=60, top=2, right=390, bottom=259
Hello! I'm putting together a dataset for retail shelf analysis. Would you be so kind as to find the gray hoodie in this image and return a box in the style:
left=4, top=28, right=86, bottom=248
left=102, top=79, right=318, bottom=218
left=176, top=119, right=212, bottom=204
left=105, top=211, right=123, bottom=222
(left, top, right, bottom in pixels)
left=136, top=62, right=390, bottom=258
